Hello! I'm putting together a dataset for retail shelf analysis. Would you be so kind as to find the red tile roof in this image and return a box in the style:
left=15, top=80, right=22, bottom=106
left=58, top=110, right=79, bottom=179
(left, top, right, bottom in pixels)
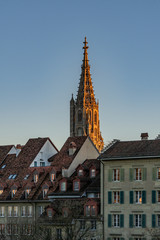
left=0, top=145, right=14, bottom=164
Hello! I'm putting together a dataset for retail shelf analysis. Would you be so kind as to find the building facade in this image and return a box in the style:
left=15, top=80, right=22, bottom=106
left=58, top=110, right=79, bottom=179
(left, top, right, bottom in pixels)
left=70, top=37, right=104, bottom=152
left=99, top=138, right=160, bottom=240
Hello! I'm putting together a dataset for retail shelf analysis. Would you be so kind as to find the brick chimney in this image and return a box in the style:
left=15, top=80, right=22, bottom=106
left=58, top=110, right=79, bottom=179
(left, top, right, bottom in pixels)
left=141, top=133, right=148, bottom=140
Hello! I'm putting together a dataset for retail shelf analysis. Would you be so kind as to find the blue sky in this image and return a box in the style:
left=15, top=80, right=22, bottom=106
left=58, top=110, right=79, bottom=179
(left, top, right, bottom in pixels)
left=0, top=0, right=160, bottom=149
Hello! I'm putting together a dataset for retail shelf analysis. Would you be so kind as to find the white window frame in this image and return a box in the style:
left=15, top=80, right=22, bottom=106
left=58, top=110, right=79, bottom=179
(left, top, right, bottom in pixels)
left=21, top=206, right=26, bottom=217
left=135, top=191, right=142, bottom=204
left=113, top=214, right=120, bottom=227
left=8, top=206, right=12, bottom=217
left=61, top=182, right=66, bottom=191
left=113, top=169, right=120, bottom=181
left=0, top=206, right=5, bottom=217
left=13, top=206, right=18, bottom=217
left=157, top=168, right=160, bottom=180
left=28, top=206, right=32, bottom=217
left=113, top=191, right=120, bottom=203
left=135, top=214, right=142, bottom=227
left=135, top=168, right=142, bottom=181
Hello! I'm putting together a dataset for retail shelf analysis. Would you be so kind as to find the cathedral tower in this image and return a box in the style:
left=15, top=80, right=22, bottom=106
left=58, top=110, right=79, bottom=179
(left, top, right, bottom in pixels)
left=70, top=37, right=104, bottom=152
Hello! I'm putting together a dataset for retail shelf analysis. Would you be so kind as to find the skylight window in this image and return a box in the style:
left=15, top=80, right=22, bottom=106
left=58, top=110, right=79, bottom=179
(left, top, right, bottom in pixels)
left=1, top=165, right=6, bottom=169
left=8, top=175, right=13, bottom=179
left=12, top=174, right=17, bottom=179
left=24, top=174, right=29, bottom=180
left=8, top=174, right=17, bottom=180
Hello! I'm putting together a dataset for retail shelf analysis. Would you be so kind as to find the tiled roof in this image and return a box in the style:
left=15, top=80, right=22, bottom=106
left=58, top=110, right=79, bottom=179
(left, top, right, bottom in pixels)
left=50, top=136, right=88, bottom=169
left=99, top=139, right=160, bottom=160
left=0, top=145, right=14, bottom=164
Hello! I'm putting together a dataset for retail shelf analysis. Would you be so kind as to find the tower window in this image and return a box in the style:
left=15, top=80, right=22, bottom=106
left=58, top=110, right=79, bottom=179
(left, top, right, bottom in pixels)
left=94, top=112, right=97, bottom=124
left=77, top=128, right=83, bottom=136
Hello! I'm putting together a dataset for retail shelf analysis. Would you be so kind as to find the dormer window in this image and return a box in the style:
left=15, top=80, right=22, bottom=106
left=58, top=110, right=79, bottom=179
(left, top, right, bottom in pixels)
left=11, top=189, right=17, bottom=198
left=90, top=168, right=96, bottom=178
left=84, top=201, right=97, bottom=217
left=40, top=162, right=45, bottom=167
left=25, top=189, right=31, bottom=199
left=34, top=174, right=38, bottom=183
left=60, top=181, right=66, bottom=191
left=78, top=169, right=83, bottom=177
left=43, top=189, right=48, bottom=198
left=34, top=161, right=37, bottom=167
left=73, top=180, right=80, bottom=191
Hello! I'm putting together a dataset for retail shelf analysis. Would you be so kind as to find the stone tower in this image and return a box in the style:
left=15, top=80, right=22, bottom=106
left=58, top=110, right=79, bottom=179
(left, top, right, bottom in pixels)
left=70, top=37, right=104, bottom=152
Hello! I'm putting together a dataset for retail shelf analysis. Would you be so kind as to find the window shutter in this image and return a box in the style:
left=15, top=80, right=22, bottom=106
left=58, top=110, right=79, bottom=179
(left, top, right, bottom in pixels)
left=120, top=214, right=124, bottom=228
left=152, top=168, right=157, bottom=181
left=129, top=238, right=133, bottom=240
left=129, top=214, right=133, bottom=228
left=130, top=191, right=134, bottom=204
left=152, top=190, right=156, bottom=204
left=107, top=238, right=111, bottom=240
left=129, top=168, right=134, bottom=181
left=108, top=169, right=112, bottom=182
left=142, top=214, right=146, bottom=228
left=142, top=190, right=146, bottom=204
left=108, top=191, right=112, bottom=204
left=120, top=191, right=124, bottom=204
left=142, top=168, right=147, bottom=181
left=108, top=214, right=112, bottom=227
left=152, top=214, right=156, bottom=228
left=120, top=168, right=124, bottom=181
left=120, top=238, right=124, bottom=240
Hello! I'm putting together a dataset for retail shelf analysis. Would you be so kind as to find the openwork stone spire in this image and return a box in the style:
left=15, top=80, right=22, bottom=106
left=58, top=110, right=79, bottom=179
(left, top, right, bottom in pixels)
left=70, top=37, right=104, bottom=152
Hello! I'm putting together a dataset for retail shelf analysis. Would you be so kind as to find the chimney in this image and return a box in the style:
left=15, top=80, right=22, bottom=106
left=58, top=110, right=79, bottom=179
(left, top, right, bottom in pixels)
left=141, top=133, right=148, bottom=140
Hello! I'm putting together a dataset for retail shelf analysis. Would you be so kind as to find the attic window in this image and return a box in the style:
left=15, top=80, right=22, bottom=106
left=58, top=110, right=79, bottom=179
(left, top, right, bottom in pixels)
left=0, top=189, right=3, bottom=195
left=78, top=169, right=83, bottom=177
left=43, top=189, right=48, bottom=198
left=25, top=189, right=31, bottom=199
left=60, top=181, right=66, bottom=191
left=90, top=169, right=96, bottom=178
left=8, top=174, right=17, bottom=180
left=34, top=174, right=38, bottom=183
left=73, top=181, right=80, bottom=191
left=24, top=174, right=29, bottom=180
left=1, top=165, right=6, bottom=169
left=11, top=189, right=17, bottom=198
left=50, top=173, right=56, bottom=182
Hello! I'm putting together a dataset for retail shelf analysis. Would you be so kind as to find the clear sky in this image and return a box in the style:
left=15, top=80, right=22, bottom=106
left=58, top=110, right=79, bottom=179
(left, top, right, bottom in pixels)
left=1, top=0, right=160, bottom=149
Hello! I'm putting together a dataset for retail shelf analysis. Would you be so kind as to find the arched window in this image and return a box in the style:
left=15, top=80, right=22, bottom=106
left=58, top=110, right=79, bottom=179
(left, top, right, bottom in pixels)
left=94, top=128, right=97, bottom=137
left=78, top=110, right=82, bottom=122
left=77, top=128, right=83, bottom=136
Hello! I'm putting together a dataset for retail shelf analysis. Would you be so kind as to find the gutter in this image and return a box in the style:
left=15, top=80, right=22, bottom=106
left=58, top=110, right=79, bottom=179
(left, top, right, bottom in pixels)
left=100, top=159, right=105, bottom=240
left=98, top=155, right=160, bottom=161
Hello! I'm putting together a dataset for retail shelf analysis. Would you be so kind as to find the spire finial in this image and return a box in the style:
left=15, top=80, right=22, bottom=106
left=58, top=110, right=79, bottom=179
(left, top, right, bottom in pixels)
left=83, top=36, right=88, bottom=50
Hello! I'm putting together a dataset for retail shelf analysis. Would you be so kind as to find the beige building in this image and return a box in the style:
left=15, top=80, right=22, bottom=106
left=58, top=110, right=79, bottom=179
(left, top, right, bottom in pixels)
left=99, top=136, right=160, bottom=240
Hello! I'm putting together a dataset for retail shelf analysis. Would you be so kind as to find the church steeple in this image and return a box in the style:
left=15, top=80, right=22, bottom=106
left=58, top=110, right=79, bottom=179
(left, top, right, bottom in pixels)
left=70, top=37, right=104, bottom=152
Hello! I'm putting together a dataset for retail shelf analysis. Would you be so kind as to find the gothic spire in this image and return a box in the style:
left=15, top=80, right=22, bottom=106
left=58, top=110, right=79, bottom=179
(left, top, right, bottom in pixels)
left=76, top=37, right=96, bottom=106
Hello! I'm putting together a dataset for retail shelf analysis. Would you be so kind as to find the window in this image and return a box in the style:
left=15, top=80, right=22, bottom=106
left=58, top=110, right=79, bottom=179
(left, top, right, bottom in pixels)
left=0, top=189, right=3, bottom=195
left=13, top=206, right=18, bottom=217
left=61, top=181, right=66, bottom=191
left=158, top=191, right=160, bottom=203
left=24, top=174, right=29, bottom=180
left=85, top=205, right=96, bottom=216
left=0, top=207, right=4, bottom=217
left=1, top=165, right=6, bottom=169
left=86, top=205, right=90, bottom=216
left=73, top=181, right=80, bottom=191
left=40, top=162, right=45, bottom=167
left=77, top=128, right=83, bottom=136
left=78, top=169, right=83, bottom=176
left=34, top=174, right=38, bottom=183
left=90, top=169, right=96, bottom=178
left=135, top=168, right=142, bottom=181
left=135, top=191, right=142, bottom=204
left=7, top=224, right=11, bottom=235
left=113, top=169, right=120, bottom=181
left=28, top=206, right=32, bottom=217
left=113, top=191, right=120, bottom=203
left=135, top=214, right=142, bottom=227
left=113, top=214, right=120, bottom=227
left=38, top=206, right=43, bottom=217
left=50, top=173, right=55, bottom=182
left=157, top=168, right=160, bottom=180
left=12, top=174, right=17, bottom=179
left=43, top=188, right=48, bottom=198
left=12, top=224, right=18, bottom=235
left=134, top=238, right=142, bottom=240
left=8, top=175, right=13, bottom=179
left=80, top=220, right=85, bottom=230
left=91, top=206, right=96, bottom=216
left=78, top=110, right=82, bottom=122
left=8, top=206, right=12, bottom=217
left=91, top=220, right=96, bottom=230
left=56, top=228, right=62, bottom=239
left=113, top=238, right=120, bottom=240
left=11, top=189, right=17, bottom=198
left=21, top=206, right=26, bottom=217
left=27, top=224, right=32, bottom=235
left=25, top=189, right=31, bottom=199
left=94, top=112, right=97, bottom=124
left=47, top=209, right=53, bottom=218
left=0, top=224, right=5, bottom=235
left=34, top=161, right=37, bottom=167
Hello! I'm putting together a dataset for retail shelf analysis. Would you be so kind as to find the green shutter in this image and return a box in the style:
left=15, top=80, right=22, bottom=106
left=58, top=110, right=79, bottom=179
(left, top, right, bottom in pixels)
left=142, top=214, right=146, bottom=228
left=108, top=214, right=112, bottom=227
left=120, top=168, right=124, bottom=181
left=142, top=238, right=146, bottom=240
left=108, top=169, right=112, bottom=182
left=107, top=238, right=111, bottom=240
left=120, top=214, right=124, bottom=228
left=129, top=238, right=133, bottom=240
left=152, top=214, right=156, bottom=228
left=108, top=191, right=112, bottom=204
left=129, top=214, right=133, bottom=228
left=120, top=238, right=124, bottom=240
left=152, top=190, right=156, bottom=204
left=142, top=168, right=147, bottom=181
left=130, top=191, right=134, bottom=204
left=120, top=191, right=124, bottom=204
left=142, top=190, right=146, bottom=204
left=152, top=168, right=157, bottom=181
left=129, top=168, right=134, bottom=181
